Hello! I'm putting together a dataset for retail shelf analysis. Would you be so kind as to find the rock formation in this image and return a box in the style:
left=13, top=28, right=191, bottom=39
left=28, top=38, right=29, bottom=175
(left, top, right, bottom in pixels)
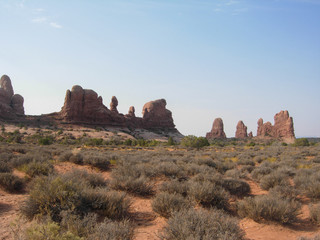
left=0, top=75, right=24, bottom=118
left=206, top=118, right=226, bottom=139
left=142, top=99, right=175, bottom=129
left=248, top=131, right=253, bottom=138
left=127, top=106, right=135, bottom=117
left=60, top=85, right=124, bottom=125
left=59, top=86, right=176, bottom=130
left=235, top=120, right=248, bottom=139
left=110, top=96, right=119, bottom=114
left=257, top=110, right=295, bottom=143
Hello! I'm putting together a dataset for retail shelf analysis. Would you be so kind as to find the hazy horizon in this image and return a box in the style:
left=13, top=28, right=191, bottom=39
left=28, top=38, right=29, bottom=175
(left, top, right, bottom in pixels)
left=1, top=0, right=319, bottom=137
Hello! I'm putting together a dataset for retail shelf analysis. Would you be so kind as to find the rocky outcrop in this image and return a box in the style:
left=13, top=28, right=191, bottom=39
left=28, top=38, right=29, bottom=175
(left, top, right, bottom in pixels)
left=248, top=131, right=253, bottom=138
left=235, top=121, right=248, bottom=139
left=142, top=99, right=175, bottom=129
left=0, top=75, right=24, bottom=118
left=59, top=86, right=176, bottom=130
left=60, top=85, right=125, bottom=125
left=110, top=96, right=119, bottom=114
left=206, top=118, right=226, bottom=139
left=257, top=110, right=295, bottom=143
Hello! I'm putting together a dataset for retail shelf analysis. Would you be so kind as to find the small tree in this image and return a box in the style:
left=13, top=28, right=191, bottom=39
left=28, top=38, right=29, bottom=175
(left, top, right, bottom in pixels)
left=167, top=137, right=175, bottom=146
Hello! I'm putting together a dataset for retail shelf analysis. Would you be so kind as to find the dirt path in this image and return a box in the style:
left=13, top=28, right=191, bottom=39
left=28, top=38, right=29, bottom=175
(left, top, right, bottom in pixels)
left=0, top=190, right=28, bottom=240
left=130, top=197, right=166, bottom=240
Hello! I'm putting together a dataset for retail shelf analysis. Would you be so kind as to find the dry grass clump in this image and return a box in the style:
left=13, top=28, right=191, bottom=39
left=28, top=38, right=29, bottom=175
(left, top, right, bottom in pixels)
left=259, top=171, right=290, bottom=190
left=160, top=208, right=244, bottom=240
left=152, top=192, right=192, bottom=218
left=237, top=194, right=301, bottom=224
left=22, top=161, right=54, bottom=178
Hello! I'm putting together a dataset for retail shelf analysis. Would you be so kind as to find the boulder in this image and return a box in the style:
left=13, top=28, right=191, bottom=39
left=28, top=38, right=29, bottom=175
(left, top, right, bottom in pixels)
left=206, top=118, right=226, bottom=139
left=235, top=120, right=248, bottom=139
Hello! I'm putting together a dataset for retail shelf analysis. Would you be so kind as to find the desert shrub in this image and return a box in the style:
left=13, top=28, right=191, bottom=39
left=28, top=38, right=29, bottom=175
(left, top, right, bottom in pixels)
left=85, top=138, right=104, bottom=146
left=188, top=181, right=229, bottom=209
left=22, top=161, right=54, bottom=177
left=152, top=192, right=191, bottom=218
left=297, top=236, right=320, bottom=240
left=60, top=211, right=97, bottom=238
left=157, top=162, right=184, bottom=178
left=309, top=204, right=320, bottom=224
left=82, top=188, right=130, bottom=220
left=0, top=173, right=24, bottom=192
left=0, top=160, right=12, bottom=173
left=38, top=136, right=54, bottom=145
left=294, top=138, right=310, bottom=147
left=221, top=178, right=251, bottom=196
left=63, top=170, right=107, bottom=188
left=159, top=180, right=189, bottom=197
left=59, top=152, right=73, bottom=162
left=237, top=194, right=301, bottom=224
left=160, top=208, right=244, bottom=240
left=83, top=155, right=110, bottom=170
left=259, top=171, right=290, bottom=190
left=269, top=185, right=299, bottom=200
left=25, top=220, right=82, bottom=240
left=21, top=175, right=130, bottom=222
left=69, top=153, right=84, bottom=165
left=294, top=171, right=320, bottom=199
left=110, top=175, right=153, bottom=196
left=225, top=169, right=247, bottom=179
left=251, top=166, right=272, bottom=180
left=181, top=135, right=209, bottom=150
left=89, top=219, right=133, bottom=240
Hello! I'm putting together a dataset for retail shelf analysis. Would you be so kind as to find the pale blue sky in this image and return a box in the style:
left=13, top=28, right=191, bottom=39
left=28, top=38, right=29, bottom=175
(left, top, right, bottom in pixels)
left=0, top=0, right=319, bottom=137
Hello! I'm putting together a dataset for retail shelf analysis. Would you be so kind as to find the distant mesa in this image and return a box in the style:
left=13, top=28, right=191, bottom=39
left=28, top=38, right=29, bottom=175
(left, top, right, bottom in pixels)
left=59, top=85, right=176, bottom=131
left=235, top=120, right=248, bottom=139
left=257, top=110, right=295, bottom=143
left=206, top=118, right=226, bottom=139
left=0, top=75, right=24, bottom=118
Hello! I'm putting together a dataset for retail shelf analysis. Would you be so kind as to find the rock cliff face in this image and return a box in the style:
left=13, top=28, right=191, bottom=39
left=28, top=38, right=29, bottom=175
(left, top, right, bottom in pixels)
left=206, top=118, right=226, bottom=139
left=257, top=110, right=295, bottom=143
left=59, top=85, right=176, bottom=130
left=235, top=121, right=248, bottom=139
left=0, top=75, right=24, bottom=118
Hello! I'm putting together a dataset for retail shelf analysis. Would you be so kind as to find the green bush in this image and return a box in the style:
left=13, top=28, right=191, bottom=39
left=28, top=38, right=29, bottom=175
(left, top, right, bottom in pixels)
left=0, top=173, right=24, bottom=192
left=294, top=138, right=310, bottom=147
left=237, top=194, right=301, bottom=224
left=181, top=135, right=209, bottom=150
left=152, top=192, right=191, bottom=218
left=160, top=208, right=244, bottom=240
left=38, top=136, right=54, bottom=145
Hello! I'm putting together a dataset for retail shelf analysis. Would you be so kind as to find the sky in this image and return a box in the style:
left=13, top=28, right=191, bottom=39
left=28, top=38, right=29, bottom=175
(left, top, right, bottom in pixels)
left=0, top=0, right=319, bottom=137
